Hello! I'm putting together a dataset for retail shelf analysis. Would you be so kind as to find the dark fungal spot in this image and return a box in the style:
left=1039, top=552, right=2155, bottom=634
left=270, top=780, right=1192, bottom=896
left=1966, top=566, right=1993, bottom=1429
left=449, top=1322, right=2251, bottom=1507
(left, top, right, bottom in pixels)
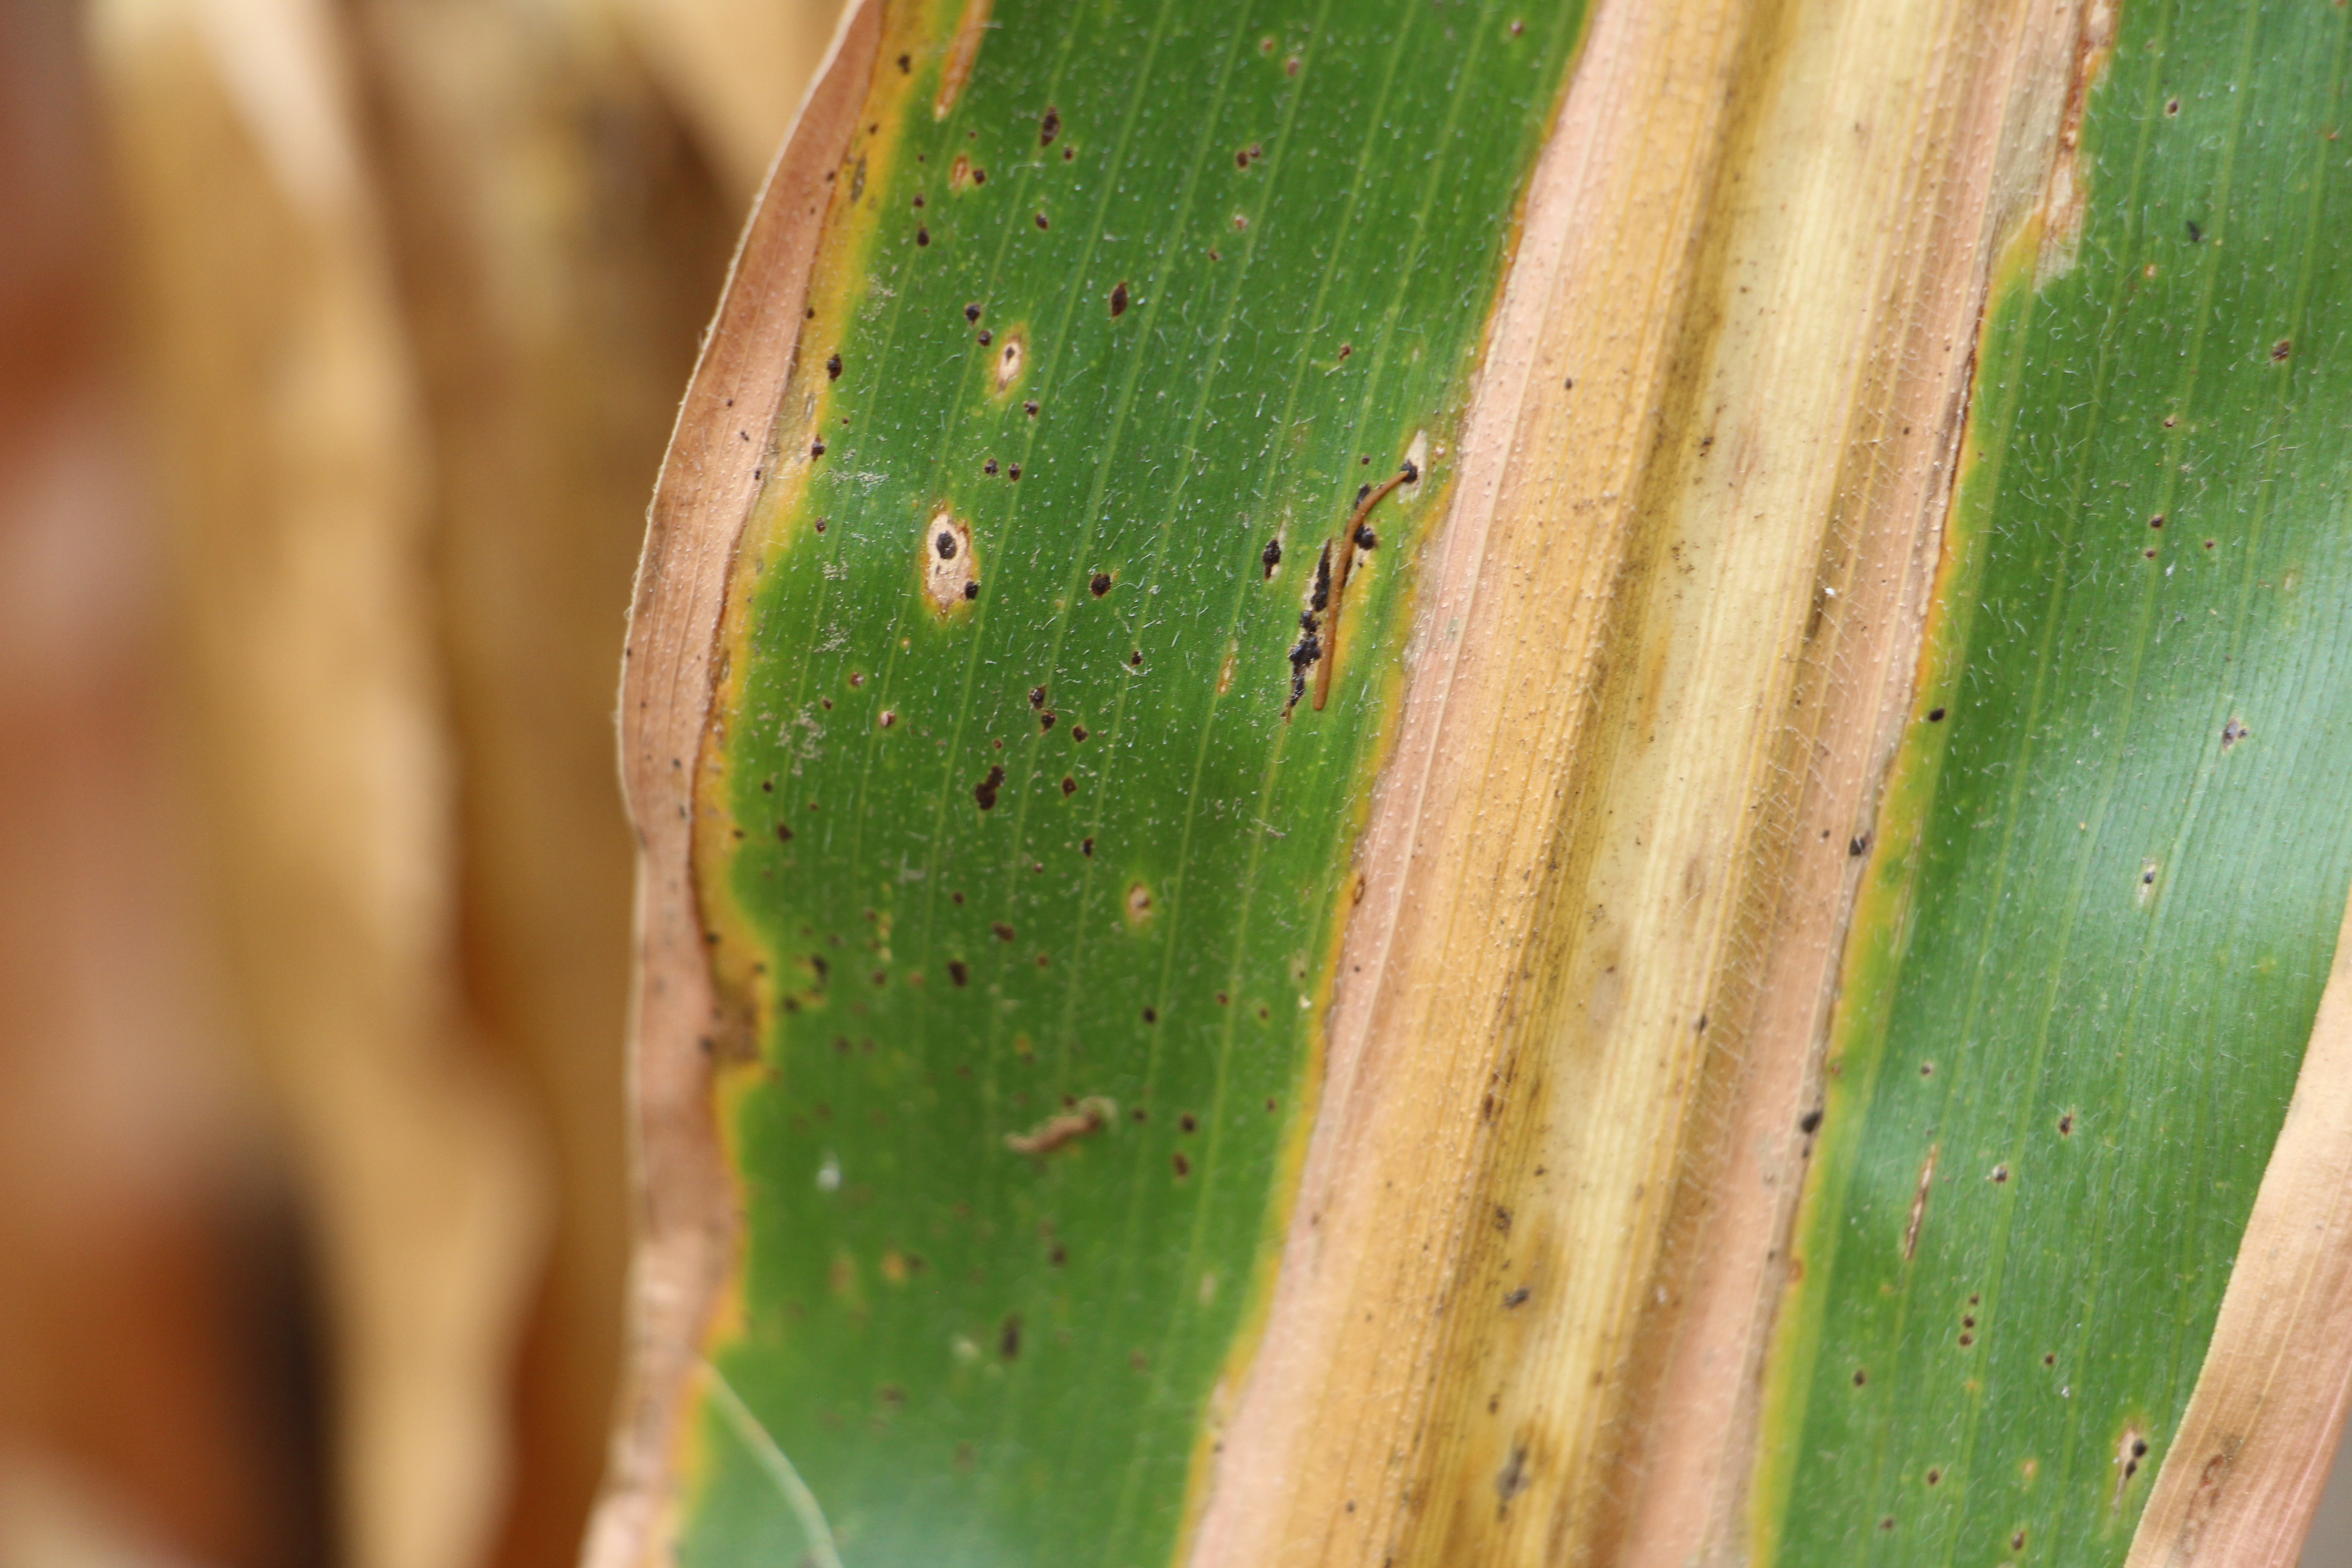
left=1040, top=712, right=1056, bottom=732
left=974, top=766, right=1006, bottom=810
left=2273, top=338, right=2293, bottom=362
left=2187, top=219, right=2203, bottom=243
left=1039, top=106, right=1060, bottom=145
left=1071, top=725, right=1088, bottom=741
left=935, top=530, right=958, bottom=559
left=1261, top=538, right=1283, bottom=577
left=1926, top=1470, right=1941, bottom=1486
left=1849, top=833, right=1872, bottom=856
left=776, top=823, right=794, bottom=842
left=1109, top=281, right=1129, bottom=317
left=965, top=302, right=980, bottom=323
left=2223, top=716, right=2250, bottom=750
left=916, top=226, right=930, bottom=246
left=1354, top=524, right=1378, bottom=551
left=897, top=52, right=910, bottom=72
left=2059, top=1112, right=2074, bottom=1135
left=1081, top=837, right=1094, bottom=856
left=947, top=960, right=969, bottom=987
left=1024, top=400, right=1039, bottom=416
left=1926, top=706, right=1946, bottom=723
left=978, top=330, right=993, bottom=347
left=984, top=458, right=997, bottom=476
left=962, top=581, right=979, bottom=601
left=1142, top=1006, right=1157, bottom=1024
left=1008, top=464, right=1020, bottom=480
left=1503, top=1287, right=1530, bottom=1308
left=1091, top=573, right=1112, bottom=597
left=992, top=922, right=1015, bottom=942
left=826, top=352, right=842, bottom=379
left=1172, top=1152, right=1190, bottom=1177
left=810, top=439, right=825, bottom=458
left=813, top=518, right=827, bottom=532
left=1060, top=775, right=1075, bottom=795
left=1000, top=1315, right=1021, bottom=1359
left=2150, top=514, right=2165, bottom=528
left=1853, top=1369, right=1868, bottom=1386
left=1128, top=650, right=1143, bottom=668
left=1029, top=686, right=1047, bottom=707
left=1799, top=1108, right=1824, bottom=1135
left=2166, top=96, right=2180, bottom=115
left=1177, top=1112, right=1194, bottom=1132
left=1035, top=212, right=1049, bottom=229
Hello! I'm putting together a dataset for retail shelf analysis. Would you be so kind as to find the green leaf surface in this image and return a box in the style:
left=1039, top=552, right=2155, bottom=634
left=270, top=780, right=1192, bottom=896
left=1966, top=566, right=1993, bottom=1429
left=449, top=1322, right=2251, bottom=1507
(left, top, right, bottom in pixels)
left=680, top=4, right=1583, bottom=1563
left=1758, top=2, right=2352, bottom=1563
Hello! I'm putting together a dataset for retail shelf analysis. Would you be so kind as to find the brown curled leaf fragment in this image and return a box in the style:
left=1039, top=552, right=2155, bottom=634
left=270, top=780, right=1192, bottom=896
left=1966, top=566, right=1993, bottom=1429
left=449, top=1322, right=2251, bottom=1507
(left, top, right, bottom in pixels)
left=1005, top=1096, right=1117, bottom=1156
left=1313, top=459, right=1419, bottom=711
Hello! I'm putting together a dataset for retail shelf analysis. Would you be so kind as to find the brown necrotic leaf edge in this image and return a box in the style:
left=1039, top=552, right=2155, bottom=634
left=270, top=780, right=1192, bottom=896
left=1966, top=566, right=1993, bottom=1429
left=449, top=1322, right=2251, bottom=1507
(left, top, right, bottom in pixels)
left=586, top=8, right=879, bottom=1568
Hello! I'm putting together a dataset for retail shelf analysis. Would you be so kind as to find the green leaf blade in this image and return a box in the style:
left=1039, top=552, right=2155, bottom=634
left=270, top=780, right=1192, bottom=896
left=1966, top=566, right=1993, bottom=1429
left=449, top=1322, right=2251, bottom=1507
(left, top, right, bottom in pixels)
left=678, top=3, right=1586, bottom=1563
left=1760, top=1, right=2352, bottom=1562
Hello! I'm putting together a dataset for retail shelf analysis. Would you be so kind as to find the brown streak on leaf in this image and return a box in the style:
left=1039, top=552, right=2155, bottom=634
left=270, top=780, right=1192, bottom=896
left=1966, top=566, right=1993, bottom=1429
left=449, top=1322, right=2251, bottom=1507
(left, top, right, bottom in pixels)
left=932, top=0, right=991, bottom=120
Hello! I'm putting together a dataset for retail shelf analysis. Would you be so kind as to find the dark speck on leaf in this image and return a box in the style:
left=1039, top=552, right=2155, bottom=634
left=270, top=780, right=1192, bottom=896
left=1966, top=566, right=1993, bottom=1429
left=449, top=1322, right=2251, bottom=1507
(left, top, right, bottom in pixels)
left=1090, top=573, right=1112, bottom=597
left=962, top=581, right=979, bottom=600
left=993, top=923, right=1015, bottom=942
left=947, top=960, right=969, bottom=987
left=1071, top=725, right=1088, bottom=742
left=935, top=531, right=957, bottom=559
left=1799, top=1108, right=1823, bottom=1134
left=1110, top=281, right=1129, bottom=317
left=916, top=226, right=930, bottom=246
left=965, top=303, right=980, bottom=322
left=2187, top=219, right=2203, bottom=243
left=1029, top=686, right=1046, bottom=707
left=1261, top=538, right=1282, bottom=577
left=1926, top=706, right=1946, bottom=723
left=974, top=766, right=1005, bottom=810
left=826, top=352, right=842, bottom=379
left=1039, top=107, right=1060, bottom=146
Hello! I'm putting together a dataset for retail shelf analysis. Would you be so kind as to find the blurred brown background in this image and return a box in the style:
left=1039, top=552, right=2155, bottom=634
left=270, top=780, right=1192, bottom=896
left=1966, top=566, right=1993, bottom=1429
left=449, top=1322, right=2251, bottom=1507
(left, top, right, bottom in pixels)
left=0, top=0, right=836, bottom=1564
left=2, top=1, right=2350, bottom=1565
